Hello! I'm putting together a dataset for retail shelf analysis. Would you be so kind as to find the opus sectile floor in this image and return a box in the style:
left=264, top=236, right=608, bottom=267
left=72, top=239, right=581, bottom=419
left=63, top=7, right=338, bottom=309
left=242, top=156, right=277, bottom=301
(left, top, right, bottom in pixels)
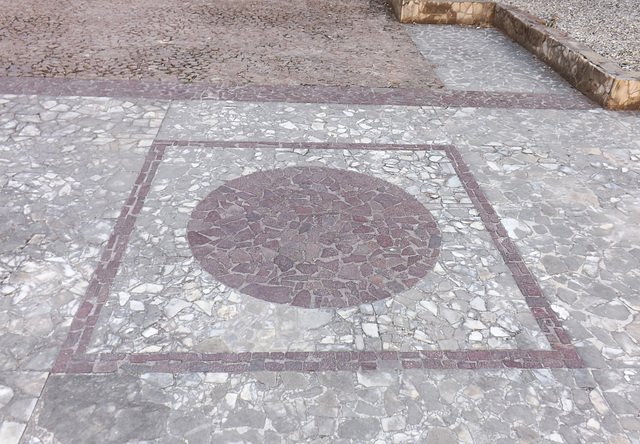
left=87, top=143, right=553, bottom=356
left=4, top=17, right=640, bottom=444
left=52, top=116, right=581, bottom=374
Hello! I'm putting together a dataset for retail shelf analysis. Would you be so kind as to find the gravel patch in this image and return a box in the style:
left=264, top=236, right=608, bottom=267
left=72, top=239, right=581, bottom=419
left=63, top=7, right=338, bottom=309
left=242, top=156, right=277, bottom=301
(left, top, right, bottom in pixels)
left=501, top=0, right=640, bottom=72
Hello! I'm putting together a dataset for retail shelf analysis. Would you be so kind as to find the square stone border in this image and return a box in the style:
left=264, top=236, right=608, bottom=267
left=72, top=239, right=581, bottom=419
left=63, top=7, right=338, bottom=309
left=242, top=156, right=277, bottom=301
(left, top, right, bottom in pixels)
left=52, top=140, right=583, bottom=374
left=389, top=0, right=640, bottom=110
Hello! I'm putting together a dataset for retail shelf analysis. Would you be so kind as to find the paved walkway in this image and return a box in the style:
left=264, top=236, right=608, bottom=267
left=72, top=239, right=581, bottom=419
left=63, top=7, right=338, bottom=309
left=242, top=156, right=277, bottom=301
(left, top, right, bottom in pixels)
left=1, top=2, right=640, bottom=443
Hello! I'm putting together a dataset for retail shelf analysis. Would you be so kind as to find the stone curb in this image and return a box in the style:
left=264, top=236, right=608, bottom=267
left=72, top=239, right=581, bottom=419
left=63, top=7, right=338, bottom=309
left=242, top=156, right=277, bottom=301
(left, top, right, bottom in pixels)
left=389, top=0, right=640, bottom=110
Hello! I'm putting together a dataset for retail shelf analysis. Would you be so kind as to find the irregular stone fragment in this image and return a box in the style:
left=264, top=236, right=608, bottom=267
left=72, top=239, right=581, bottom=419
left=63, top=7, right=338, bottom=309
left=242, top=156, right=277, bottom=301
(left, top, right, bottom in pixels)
left=164, top=298, right=191, bottom=318
left=0, top=421, right=26, bottom=444
left=587, top=303, right=631, bottom=321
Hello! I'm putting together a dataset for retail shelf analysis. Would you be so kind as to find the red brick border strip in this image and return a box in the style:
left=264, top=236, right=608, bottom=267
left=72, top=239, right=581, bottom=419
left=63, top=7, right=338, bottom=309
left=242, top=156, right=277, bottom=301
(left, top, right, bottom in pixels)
left=0, top=76, right=594, bottom=110
left=53, top=141, right=584, bottom=374
left=70, top=349, right=583, bottom=374
left=52, top=143, right=168, bottom=374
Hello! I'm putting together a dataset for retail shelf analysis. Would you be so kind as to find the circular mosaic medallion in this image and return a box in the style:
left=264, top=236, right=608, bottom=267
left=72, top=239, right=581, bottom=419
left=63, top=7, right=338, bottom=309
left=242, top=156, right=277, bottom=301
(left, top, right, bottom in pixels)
left=188, top=166, right=441, bottom=308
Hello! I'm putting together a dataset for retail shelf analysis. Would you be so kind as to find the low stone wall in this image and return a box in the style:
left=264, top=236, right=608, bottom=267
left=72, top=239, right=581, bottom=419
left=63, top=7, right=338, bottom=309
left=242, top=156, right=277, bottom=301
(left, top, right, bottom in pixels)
left=389, top=0, right=495, bottom=26
left=390, top=0, right=640, bottom=110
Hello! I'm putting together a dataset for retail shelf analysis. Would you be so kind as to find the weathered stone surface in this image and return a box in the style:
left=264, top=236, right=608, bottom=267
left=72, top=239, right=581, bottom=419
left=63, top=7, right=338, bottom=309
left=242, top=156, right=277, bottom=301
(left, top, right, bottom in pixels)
left=405, top=24, right=574, bottom=94
left=493, top=3, right=640, bottom=110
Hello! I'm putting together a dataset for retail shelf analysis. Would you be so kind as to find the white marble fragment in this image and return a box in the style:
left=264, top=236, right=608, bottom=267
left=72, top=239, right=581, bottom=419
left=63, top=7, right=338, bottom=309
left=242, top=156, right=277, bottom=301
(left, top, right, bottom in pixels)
left=142, top=327, right=158, bottom=338
left=130, top=301, right=145, bottom=311
left=195, top=301, right=214, bottom=316
left=19, top=125, right=41, bottom=136
left=464, top=320, right=486, bottom=330
left=164, top=298, right=191, bottom=318
left=413, top=330, right=432, bottom=343
left=362, top=323, right=379, bottom=337
left=205, top=373, right=229, bottom=383
left=419, top=300, right=438, bottom=316
left=130, top=283, right=164, bottom=294
left=501, top=218, right=531, bottom=240
left=470, top=297, right=486, bottom=311
left=0, top=421, right=26, bottom=444
left=0, top=386, right=14, bottom=408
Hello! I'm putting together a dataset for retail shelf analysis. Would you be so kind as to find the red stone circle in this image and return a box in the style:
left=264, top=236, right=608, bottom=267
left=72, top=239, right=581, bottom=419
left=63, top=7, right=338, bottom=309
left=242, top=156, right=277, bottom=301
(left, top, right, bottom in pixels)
left=187, top=166, right=441, bottom=308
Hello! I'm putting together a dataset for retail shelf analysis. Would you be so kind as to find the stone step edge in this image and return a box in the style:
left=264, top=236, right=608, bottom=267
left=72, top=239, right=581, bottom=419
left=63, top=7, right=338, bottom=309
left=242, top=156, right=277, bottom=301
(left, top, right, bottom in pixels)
left=388, top=0, right=640, bottom=110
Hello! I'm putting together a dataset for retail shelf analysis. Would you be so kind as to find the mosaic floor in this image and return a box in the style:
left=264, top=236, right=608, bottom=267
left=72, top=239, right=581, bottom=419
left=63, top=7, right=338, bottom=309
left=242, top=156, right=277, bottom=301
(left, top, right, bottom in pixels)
left=1, top=5, right=640, bottom=443
left=71, top=141, right=563, bottom=372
